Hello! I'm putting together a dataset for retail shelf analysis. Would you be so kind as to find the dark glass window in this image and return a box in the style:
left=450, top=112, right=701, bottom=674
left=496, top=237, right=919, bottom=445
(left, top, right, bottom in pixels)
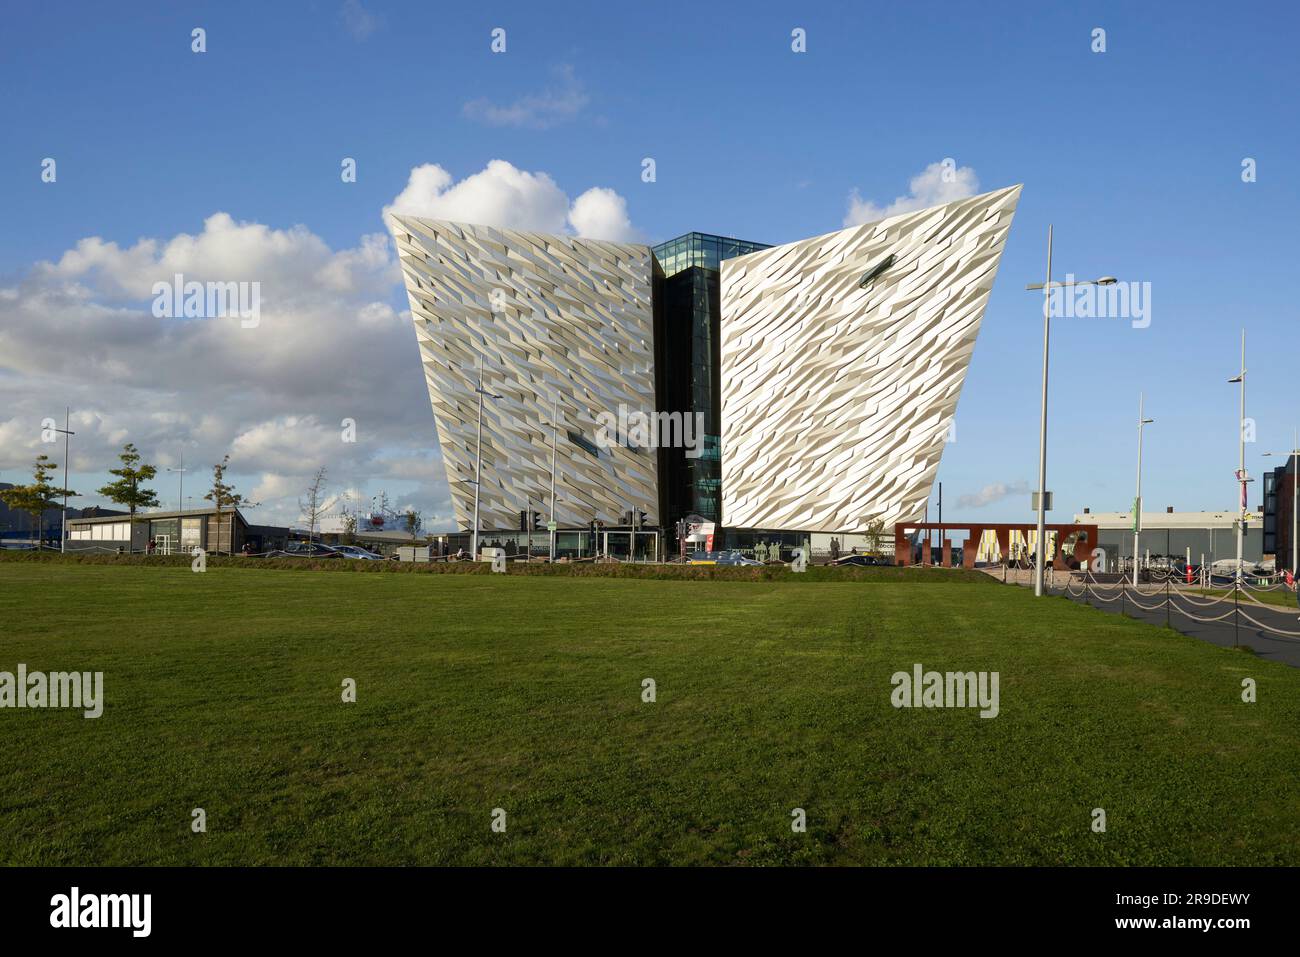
left=567, top=430, right=601, bottom=458
left=650, top=232, right=770, bottom=529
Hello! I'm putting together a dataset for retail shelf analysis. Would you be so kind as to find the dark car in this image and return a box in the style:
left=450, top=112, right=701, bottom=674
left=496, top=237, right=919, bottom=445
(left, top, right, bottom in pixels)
left=834, top=554, right=890, bottom=567
left=270, top=541, right=344, bottom=559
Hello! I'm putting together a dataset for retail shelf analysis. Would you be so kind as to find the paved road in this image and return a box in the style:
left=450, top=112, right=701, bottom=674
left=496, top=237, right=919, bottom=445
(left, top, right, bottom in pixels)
left=1052, top=579, right=1300, bottom=669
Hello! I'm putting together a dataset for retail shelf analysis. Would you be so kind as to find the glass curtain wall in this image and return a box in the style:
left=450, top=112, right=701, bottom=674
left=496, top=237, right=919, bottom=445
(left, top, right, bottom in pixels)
left=651, top=232, right=769, bottom=533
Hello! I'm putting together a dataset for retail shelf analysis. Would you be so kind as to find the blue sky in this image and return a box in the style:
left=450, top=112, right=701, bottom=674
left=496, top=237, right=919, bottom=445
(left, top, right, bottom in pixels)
left=2, top=0, right=1298, bottom=528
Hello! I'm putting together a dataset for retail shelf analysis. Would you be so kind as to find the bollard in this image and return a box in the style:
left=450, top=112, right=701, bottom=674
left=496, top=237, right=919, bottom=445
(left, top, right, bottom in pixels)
left=1234, top=580, right=1240, bottom=648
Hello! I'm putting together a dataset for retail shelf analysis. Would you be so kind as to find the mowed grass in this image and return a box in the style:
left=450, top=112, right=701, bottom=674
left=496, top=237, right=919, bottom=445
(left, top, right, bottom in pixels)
left=1, top=563, right=1298, bottom=866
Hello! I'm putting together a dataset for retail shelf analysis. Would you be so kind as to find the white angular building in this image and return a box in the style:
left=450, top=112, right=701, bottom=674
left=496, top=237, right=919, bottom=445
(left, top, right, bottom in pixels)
left=720, top=185, right=1021, bottom=532
left=391, top=218, right=660, bottom=532
left=390, top=185, right=1020, bottom=549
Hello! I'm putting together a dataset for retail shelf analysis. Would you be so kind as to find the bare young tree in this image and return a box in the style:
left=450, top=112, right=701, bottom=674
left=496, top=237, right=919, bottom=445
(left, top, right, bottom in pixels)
left=863, top=518, right=886, bottom=557
left=299, top=466, right=338, bottom=544
left=403, top=508, right=423, bottom=542
left=204, top=455, right=254, bottom=555
left=336, top=493, right=358, bottom=545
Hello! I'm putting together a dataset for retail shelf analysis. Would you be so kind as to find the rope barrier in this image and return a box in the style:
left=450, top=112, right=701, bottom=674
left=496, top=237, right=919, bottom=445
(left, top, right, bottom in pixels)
left=1167, top=590, right=1234, bottom=608
left=1063, top=569, right=1300, bottom=639
left=1237, top=606, right=1300, bottom=638
left=1168, top=603, right=1240, bottom=624
left=1125, top=591, right=1169, bottom=612
left=1085, top=588, right=1124, bottom=605
left=1131, top=586, right=1170, bottom=598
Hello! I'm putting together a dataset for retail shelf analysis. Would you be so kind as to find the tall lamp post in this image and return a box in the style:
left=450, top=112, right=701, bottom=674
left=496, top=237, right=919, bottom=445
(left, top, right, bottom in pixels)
left=1228, top=331, right=1249, bottom=584
left=1132, top=393, right=1154, bottom=586
left=470, top=366, right=502, bottom=560
left=546, top=395, right=560, bottom=562
left=52, top=408, right=75, bottom=553
left=525, top=496, right=534, bottom=561
left=1025, top=225, right=1118, bottom=595
left=167, top=458, right=189, bottom=513
left=1292, top=429, right=1298, bottom=579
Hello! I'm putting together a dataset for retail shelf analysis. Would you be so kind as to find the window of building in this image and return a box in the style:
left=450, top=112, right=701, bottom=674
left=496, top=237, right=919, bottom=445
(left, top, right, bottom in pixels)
left=567, top=430, right=601, bottom=458
left=88, top=522, right=130, bottom=540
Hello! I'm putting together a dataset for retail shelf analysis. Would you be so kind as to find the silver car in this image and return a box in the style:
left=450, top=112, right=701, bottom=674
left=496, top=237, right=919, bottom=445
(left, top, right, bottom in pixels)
left=330, top=544, right=385, bottom=560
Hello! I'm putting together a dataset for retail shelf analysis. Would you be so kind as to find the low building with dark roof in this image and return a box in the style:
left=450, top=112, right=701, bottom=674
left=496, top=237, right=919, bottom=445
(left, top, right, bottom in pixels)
left=66, top=507, right=253, bottom=554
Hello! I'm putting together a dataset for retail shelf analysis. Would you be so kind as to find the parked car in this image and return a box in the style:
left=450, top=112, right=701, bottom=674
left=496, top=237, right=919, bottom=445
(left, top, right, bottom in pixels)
left=834, top=554, right=890, bottom=567
left=330, top=544, right=385, bottom=560
left=269, top=541, right=344, bottom=559
left=689, top=550, right=763, bottom=566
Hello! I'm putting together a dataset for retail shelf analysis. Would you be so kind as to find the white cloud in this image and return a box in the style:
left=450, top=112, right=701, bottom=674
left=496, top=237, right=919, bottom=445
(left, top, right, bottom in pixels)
left=844, top=160, right=980, bottom=227
left=384, top=160, right=638, bottom=240
left=384, top=161, right=570, bottom=233
left=957, top=480, right=1029, bottom=510
left=462, top=64, right=589, bottom=129
left=568, top=187, right=639, bottom=242
left=40, top=213, right=395, bottom=303
left=0, top=214, right=448, bottom=530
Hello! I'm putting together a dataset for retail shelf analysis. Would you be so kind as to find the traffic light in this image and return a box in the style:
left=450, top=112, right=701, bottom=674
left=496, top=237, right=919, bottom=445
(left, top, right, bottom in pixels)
left=532, top=511, right=542, bottom=531
left=518, top=510, right=527, bottom=532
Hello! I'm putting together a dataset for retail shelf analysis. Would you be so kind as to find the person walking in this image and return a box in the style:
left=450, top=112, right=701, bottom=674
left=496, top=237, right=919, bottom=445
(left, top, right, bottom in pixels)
left=1289, top=567, right=1300, bottom=621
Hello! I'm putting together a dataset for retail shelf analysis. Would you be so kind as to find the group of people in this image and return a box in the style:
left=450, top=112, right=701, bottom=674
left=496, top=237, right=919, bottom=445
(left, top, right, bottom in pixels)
left=826, top=538, right=861, bottom=561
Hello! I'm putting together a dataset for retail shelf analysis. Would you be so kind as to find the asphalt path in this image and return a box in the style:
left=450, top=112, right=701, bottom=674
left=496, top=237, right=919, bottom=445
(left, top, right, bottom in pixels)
left=1053, top=578, right=1300, bottom=668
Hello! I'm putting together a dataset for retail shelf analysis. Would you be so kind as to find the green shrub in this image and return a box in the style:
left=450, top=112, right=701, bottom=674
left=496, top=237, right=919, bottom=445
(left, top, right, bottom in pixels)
left=0, top=550, right=994, bottom=583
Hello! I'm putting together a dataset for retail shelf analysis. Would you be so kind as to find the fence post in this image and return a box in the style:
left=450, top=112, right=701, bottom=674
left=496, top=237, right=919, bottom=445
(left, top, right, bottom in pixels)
left=1234, top=579, right=1240, bottom=648
left=1121, top=578, right=1126, bottom=617
left=1165, top=579, right=1170, bottom=629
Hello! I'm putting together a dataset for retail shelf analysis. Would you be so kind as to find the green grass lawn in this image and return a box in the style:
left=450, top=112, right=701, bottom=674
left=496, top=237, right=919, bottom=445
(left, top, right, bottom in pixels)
left=2, top=561, right=1298, bottom=866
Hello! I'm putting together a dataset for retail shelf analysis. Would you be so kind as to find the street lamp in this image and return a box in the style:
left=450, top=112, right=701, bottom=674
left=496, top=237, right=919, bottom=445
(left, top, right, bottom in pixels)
left=1025, top=224, right=1118, bottom=595
left=1227, top=330, right=1249, bottom=584
left=546, top=395, right=559, bottom=563
left=167, top=458, right=189, bottom=514
left=470, top=365, right=502, bottom=560
left=1262, top=428, right=1298, bottom=578
left=1132, top=393, right=1154, bottom=586
left=539, top=394, right=599, bottom=562
left=52, top=408, right=75, bottom=554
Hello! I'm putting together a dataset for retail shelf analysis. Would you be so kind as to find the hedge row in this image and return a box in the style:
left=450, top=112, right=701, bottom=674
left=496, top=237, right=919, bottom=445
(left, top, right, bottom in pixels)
left=0, top=550, right=995, bottom=584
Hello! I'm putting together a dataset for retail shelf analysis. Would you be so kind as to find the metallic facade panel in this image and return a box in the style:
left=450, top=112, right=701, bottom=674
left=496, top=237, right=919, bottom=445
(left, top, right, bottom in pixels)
left=390, top=216, right=659, bottom=530
left=718, top=186, right=1022, bottom=533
